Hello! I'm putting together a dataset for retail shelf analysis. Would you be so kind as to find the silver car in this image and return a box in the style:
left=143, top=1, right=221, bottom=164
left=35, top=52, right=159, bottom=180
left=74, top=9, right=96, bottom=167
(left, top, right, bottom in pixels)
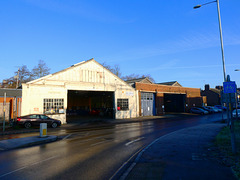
left=232, top=109, right=240, bottom=119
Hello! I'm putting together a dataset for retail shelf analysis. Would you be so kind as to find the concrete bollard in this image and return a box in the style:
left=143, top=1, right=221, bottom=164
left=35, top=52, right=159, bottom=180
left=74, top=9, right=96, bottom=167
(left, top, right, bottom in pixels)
left=40, top=123, right=47, bottom=137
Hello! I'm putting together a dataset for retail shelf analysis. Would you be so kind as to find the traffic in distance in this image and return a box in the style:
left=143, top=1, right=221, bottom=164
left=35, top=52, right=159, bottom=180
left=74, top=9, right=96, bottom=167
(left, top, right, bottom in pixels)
left=190, top=105, right=240, bottom=119
left=190, top=105, right=225, bottom=115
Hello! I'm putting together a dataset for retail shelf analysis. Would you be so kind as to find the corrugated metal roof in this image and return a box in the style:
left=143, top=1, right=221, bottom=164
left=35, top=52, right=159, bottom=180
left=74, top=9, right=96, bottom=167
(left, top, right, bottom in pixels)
left=0, top=88, right=22, bottom=97
left=125, top=78, right=146, bottom=83
left=157, top=81, right=182, bottom=87
left=125, top=77, right=153, bottom=84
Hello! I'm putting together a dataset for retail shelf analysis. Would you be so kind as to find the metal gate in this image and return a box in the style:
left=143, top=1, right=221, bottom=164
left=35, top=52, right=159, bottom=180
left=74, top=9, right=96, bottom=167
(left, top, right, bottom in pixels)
left=141, top=92, right=155, bottom=116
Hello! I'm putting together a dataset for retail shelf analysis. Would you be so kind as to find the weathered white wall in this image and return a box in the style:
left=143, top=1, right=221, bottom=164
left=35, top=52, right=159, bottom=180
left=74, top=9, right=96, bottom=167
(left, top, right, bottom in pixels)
left=21, top=60, right=139, bottom=124
left=22, top=84, right=67, bottom=123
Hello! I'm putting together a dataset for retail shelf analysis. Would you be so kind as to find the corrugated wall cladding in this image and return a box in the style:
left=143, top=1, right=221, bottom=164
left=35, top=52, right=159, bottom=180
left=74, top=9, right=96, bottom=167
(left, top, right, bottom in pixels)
left=34, top=60, right=124, bottom=86
left=0, top=97, right=22, bottom=121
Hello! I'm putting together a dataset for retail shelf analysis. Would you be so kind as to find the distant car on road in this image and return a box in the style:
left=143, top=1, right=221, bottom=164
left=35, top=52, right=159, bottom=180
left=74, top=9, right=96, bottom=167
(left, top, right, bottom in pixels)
left=199, top=106, right=215, bottom=114
left=214, top=105, right=226, bottom=111
left=16, top=114, right=61, bottom=128
left=232, top=109, right=240, bottom=119
left=206, top=106, right=219, bottom=113
left=190, top=107, right=208, bottom=115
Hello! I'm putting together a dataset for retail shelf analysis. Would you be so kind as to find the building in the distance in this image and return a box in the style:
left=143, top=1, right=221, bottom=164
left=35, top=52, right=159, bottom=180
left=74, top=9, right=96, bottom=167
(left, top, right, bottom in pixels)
left=201, top=84, right=221, bottom=106
left=126, top=78, right=203, bottom=116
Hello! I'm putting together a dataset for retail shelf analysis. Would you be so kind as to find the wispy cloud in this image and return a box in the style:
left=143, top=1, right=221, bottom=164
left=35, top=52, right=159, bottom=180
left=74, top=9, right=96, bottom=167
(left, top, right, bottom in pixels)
left=22, top=0, right=135, bottom=24
left=104, top=29, right=240, bottom=63
left=144, top=63, right=240, bottom=71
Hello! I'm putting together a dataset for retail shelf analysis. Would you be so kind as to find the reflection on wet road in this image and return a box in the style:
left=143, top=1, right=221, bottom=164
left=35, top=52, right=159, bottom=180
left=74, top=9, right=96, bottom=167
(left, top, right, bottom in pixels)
left=0, top=113, right=225, bottom=180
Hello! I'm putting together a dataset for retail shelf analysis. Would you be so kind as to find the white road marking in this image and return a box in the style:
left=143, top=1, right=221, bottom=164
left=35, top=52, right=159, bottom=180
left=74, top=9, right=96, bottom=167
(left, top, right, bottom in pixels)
left=109, top=146, right=145, bottom=180
left=90, top=140, right=111, bottom=147
left=119, top=162, right=136, bottom=180
left=192, top=153, right=205, bottom=161
left=0, top=167, right=27, bottom=178
left=0, top=155, right=58, bottom=178
left=31, top=155, right=58, bottom=165
left=62, top=134, right=72, bottom=140
left=116, top=131, right=183, bottom=180
left=125, top=137, right=145, bottom=146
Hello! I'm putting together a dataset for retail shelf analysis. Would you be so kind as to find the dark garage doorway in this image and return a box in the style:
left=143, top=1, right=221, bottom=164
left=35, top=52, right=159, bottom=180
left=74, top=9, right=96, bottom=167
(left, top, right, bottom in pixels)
left=67, top=90, right=114, bottom=123
left=164, top=93, right=186, bottom=113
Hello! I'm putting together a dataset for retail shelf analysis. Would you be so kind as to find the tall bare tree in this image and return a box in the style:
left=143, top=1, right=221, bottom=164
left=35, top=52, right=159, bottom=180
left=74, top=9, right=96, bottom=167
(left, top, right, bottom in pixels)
left=31, top=60, right=50, bottom=79
left=122, top=74, right=155, bottom=83
left=102, top=62, right=155, bottom=82
left=1, top=60, right=50, bottom=88
left=102, top=62, right=122, bottom=78
left=16, top=65, right=32, bottom=85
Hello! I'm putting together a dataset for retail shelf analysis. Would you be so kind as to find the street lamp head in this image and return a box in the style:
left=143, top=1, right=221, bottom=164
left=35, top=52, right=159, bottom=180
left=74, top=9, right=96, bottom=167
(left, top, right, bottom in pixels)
left=194, top=5, right=202, bottom=9
left=235, top=69, right=240, bottom=71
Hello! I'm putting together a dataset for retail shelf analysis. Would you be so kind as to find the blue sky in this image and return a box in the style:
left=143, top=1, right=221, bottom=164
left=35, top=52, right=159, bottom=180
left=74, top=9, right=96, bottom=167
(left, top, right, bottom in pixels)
left=1, top=0, right=240, bottom=89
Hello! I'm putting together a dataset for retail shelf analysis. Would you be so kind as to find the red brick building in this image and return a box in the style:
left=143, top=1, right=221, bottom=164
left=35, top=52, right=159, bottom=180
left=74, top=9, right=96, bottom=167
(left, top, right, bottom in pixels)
left=126, top=78, right=203, bottom=116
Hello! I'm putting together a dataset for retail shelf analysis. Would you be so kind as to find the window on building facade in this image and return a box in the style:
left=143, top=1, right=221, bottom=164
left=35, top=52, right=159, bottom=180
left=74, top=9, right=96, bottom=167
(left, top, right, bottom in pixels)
left=117, top=99, right=129, bottom=111
left=141, top=93, right=153, bottom=100
left=43, top=98, right=64, bottom=114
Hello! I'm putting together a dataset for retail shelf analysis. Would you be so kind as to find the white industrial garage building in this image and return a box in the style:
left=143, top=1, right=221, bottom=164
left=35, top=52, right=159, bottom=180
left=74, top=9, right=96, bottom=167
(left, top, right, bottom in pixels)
left=21, top=59, right=139, bottom=124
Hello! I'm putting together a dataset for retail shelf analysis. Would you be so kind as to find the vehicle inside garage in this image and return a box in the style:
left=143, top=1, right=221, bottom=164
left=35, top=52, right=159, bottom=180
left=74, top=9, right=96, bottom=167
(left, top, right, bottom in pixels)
left=164, top=93, right=186, bottom=113
left=67, top=90, right=114, bottom=122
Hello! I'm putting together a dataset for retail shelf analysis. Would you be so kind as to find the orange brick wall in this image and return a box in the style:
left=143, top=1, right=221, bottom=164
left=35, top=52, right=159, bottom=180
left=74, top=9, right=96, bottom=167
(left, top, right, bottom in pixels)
left=0, top=97, right=22, bottom=119
left=136, top=83, right=203, bottom=115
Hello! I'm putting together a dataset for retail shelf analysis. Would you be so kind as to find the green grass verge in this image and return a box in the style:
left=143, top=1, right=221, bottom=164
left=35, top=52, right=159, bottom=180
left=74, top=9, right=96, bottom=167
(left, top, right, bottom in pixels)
left=214, top=121, right=240, bottom=179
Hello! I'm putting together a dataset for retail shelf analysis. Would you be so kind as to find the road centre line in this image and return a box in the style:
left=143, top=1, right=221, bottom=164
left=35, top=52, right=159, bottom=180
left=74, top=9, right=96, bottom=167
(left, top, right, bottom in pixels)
left=0, top=167, right=27, bottom=178
left=0, top=155, right=58, bottom=178
left=90, top=140, right=112, bottom=147
left=125, top=137, right=145, bottom=146
left=31, top=155, right=59, bottom=165
left=62, top=134, right=72, bottom=140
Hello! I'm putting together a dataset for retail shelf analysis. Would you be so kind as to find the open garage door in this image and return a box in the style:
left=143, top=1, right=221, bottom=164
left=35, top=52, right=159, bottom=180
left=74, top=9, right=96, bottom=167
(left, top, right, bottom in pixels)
left=67, top=90, right=114, bottom=123
left=164, top=93, right=186, bottom=113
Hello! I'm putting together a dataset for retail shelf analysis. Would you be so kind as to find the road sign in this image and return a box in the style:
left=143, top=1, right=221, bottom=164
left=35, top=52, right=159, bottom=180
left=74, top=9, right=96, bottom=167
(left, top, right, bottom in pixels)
left=223, top=81, right=236, bottom=93
left=221, top=92, right=236, bottom=103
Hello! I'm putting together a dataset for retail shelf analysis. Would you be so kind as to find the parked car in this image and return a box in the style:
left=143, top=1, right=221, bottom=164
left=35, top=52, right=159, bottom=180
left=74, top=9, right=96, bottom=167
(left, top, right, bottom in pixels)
left=16, top=114, right=61, bottom=128
left=199, top=106, right=215, bottom=114
left=232, top=109, right=240, bottom=119
left=190, top=107, right=208, bottom=115
left=214, top=105, right=226, bottom=111
left=206, top=106, right=219, bottom=113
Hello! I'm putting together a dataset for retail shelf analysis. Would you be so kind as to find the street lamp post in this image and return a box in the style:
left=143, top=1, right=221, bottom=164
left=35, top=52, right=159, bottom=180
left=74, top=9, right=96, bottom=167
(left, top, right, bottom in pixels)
left=194, top=0, right=226, bottom=82
left=194, top=0, right=236, bottom=154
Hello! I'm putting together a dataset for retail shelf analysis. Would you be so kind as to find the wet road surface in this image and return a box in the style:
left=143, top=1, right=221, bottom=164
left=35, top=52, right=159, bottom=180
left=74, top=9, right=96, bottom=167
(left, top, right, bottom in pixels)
left=0, top=113, right=225, bottom=180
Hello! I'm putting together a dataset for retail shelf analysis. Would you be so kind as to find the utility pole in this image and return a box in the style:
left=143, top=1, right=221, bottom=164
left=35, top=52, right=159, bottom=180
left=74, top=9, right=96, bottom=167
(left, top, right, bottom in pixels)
left=16, top=68, right=19, bottom=89
left=3, top=93, right=6, bottom=132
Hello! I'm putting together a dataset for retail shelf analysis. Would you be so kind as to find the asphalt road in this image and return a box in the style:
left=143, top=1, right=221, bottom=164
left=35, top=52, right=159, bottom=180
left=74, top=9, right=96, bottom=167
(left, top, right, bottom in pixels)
left=0, top=113, right=225, bottom=180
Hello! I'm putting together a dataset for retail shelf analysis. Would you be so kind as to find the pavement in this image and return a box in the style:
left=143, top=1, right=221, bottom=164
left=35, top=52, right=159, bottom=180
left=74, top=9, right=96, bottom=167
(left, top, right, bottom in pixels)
left=120, top=123, right=236, bottom=180
left=0, top=135, right=57, bottom=151
left=0, top=114, right=236, bottom=179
